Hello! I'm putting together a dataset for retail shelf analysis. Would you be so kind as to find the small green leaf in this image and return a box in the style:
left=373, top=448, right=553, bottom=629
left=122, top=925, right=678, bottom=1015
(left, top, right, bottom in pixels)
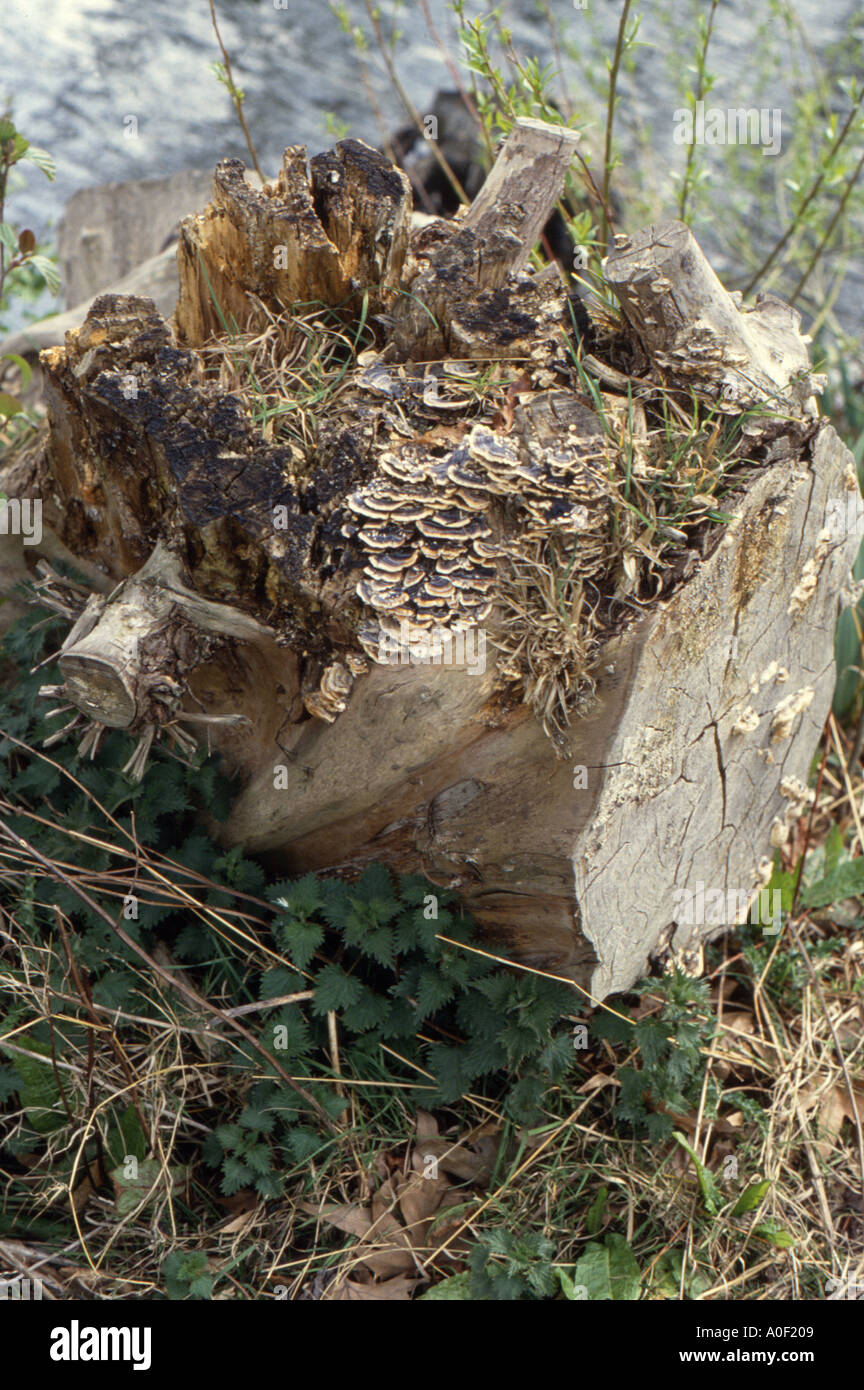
left=731, top=1177, right=771, bottom=1217
left=22, top=146, right=56, bottom=180
left=27, top=254, right=61, bottom=294
left=753, top=1219, right=795, bottom=1249
left=672, top=1131, right=721, bottom=1215
left=0, top=393, right=23, bottom=418
left=310, top=963, right=364, bottom=1014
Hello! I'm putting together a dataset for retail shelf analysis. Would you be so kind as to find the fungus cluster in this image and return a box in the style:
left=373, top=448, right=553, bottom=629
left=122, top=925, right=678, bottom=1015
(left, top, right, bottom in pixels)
left=343, top=413, right=611, bottom=665
left=303, top=652, right=369, bottom=723
left=343, top=436, right=499, bottom=658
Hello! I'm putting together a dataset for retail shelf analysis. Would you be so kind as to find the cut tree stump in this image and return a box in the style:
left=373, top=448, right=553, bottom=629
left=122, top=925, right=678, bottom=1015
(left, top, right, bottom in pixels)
left=3, top=120, right=860, bottom=1001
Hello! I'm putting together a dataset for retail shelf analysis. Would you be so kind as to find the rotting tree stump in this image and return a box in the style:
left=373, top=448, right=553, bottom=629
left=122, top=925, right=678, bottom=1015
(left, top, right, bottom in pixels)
left=1, top=118, right=860, bottom=1000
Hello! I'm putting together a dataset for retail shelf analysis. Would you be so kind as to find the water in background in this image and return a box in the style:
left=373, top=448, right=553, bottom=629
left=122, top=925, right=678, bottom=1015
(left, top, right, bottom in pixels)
left=1, top=0, right=860, bottom=330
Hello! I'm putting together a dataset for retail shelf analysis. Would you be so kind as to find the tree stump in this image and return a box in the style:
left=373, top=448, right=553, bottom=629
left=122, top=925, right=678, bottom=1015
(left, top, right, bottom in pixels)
left=3, top=119, right=859, bottom=1001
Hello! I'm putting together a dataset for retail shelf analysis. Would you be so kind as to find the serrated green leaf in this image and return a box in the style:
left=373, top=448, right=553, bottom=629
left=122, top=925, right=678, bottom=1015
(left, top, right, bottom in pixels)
left=270, top=872, right=321, bottom=918
left=239, top=1105, right=275, bottom=1134
left=341, top=987, right=390, bottom=1033
left=215, top=1124, right=244, bottom=1151
left=220, top=1156, right=252, bottom=1195
left=259, top=965, right=305, bottom=999
left=275, top=914, right=323, bottom=971
left=283, top=1125, right=323, bottom=1163
left=310, top=963, right=364, bottom=1014
left=28, top=254, right=61, bottom=293
left=244, top=1143, right=273, bottom=1175
left=414, top=967, right=455, bottom=1016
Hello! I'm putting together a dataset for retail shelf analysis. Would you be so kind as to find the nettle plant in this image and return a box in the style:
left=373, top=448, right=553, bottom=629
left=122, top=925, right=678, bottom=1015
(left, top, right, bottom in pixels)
left=591, top=969, right=717, bottom=1140
left=0, top=607, right=577, bottom=1209
left=201, top=866, right=578, bottom=1197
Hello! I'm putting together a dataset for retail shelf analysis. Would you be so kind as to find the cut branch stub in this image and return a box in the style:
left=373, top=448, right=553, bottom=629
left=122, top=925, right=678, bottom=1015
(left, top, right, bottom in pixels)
left=174, top=141, right=412, bottom=348
left=39, top=543, right=284, bottom=778
left=391, top=116, right=579, bottom=359
left=604, top=220, right=825, bottom=418
left=461, top=117, right=580, bottom=277
left=46, top=543, right=274, bottom=727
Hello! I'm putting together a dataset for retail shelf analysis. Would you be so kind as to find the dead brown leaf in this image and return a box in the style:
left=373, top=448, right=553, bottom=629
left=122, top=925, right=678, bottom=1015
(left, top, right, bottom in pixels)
left=303, top=1111, right=497, bottom=1291
left=324, top=1273, right=416, bottom=1301
left=800, top=1082, right=864, bottom=1159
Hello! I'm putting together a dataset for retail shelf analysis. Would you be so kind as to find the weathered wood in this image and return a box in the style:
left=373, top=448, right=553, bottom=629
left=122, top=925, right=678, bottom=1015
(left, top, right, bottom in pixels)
left=461, top=117, right=580, bottom=277
left=212, top=423, right=858, bottom=994
left=391, top=116, right=579, bottom=359
left=58, top=169, right=215, bottom=310
left=175, top=142, right=412, bottom=348
left=36, top=543, right=286, bottom=778
left=605, top=221, right=825, bottom=418
left=4, top=130, right=858, bottom=1001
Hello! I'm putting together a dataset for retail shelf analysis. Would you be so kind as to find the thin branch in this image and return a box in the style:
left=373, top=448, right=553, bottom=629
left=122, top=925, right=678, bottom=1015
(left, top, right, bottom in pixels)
left=601, top=0, right=633, bottom=250
left=207, top=0, right=265, bottom=183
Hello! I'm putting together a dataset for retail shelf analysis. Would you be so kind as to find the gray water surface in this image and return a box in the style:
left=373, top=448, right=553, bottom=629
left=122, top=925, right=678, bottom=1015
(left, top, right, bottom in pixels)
left=1, top=0, right=861, bottom=333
